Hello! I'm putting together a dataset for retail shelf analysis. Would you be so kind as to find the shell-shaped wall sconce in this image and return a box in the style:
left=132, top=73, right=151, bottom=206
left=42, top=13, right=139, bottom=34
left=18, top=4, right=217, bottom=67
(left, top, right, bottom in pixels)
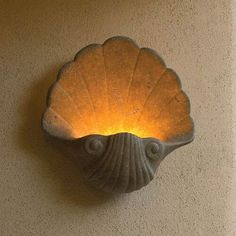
left=42, top=36, right=194, bottom=193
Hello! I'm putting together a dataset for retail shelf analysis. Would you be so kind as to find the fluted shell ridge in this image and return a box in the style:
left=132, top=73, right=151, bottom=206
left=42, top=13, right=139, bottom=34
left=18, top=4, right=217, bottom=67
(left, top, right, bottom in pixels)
left=80, top=133, right=160, bottom=193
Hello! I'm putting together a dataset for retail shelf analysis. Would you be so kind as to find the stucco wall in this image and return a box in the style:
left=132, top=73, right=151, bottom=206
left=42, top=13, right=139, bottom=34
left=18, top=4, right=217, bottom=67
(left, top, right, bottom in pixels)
left=1, top=1, right=235, bottom=235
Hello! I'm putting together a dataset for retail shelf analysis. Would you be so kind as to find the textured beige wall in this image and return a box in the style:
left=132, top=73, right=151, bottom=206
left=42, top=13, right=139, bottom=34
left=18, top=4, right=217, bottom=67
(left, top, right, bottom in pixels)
left=1, top=0, right=235, bottom=235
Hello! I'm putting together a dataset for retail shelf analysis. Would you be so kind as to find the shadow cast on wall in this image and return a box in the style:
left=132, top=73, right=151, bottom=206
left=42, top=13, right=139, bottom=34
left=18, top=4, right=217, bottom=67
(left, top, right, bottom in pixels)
left=12, top=0, right=136, bottom=208
left=17, top=66, right=115, bottom=207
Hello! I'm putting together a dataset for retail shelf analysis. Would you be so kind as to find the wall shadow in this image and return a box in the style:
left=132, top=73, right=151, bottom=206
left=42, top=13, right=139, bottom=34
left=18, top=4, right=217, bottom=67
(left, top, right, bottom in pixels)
left=17, top=66, right=116, bottom=207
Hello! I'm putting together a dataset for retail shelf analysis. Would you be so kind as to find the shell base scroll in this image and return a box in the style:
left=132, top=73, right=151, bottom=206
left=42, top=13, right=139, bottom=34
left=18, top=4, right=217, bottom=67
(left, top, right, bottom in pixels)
left=69, top=132, right=192, bottom=193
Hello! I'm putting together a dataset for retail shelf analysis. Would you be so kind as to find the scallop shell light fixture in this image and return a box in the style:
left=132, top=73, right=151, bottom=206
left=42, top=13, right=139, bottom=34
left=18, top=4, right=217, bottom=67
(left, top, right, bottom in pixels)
left=42, top=36, right=194, bottom=193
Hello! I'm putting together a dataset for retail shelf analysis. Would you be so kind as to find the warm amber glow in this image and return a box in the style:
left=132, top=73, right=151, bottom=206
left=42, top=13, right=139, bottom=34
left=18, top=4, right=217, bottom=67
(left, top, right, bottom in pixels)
left=43, top=37, right=193, bottom=142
